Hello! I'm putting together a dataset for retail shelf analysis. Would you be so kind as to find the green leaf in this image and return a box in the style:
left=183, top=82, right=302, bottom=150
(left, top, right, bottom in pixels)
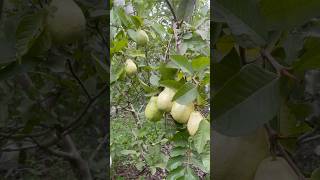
left=213, top=64, right=281, bottom=136
left=92, top=54, right=108, bottom=82
left=171, top=147, right=187, bottom=157
left=16, top=11, right=45, bottom=58
left=0, top=57, right=40, bottom=81
left=159, top=80, right=184, bottom=90
left=120, top=150, right=138, bottom=156
left=171, top=131, right=188, bottom=147
left=172, top=82, right=198, bottom=105
left=259, top=0, right=320, bottom=30
left=151, top=23, right=166, bottom=40
left=138, top=78, right=158, bottom=94
left=214, top=48, right=241, bottom=91
left=311, top=168, right=320, bottom=180
left=167, top=166, right=185, bottom=180
left=293, top=38, right=320, bottom=75
left=193, top=120, right=210, bottom=154
left=114, top=7, right=131, bottom=28
left=191, top=56, right=209, bottom=72
left=111, top=39, right=128, bottom=55
left=159, top=64, right=178, bottom=80
left=184, top=166, right=197, bottom=180
left=213, top=0, right=267, bottom=46
left=167, top=156, right=184, bottom=171
left=176, top=0, right=196, bottom=22
left=170, top=55, right=193, bottom=74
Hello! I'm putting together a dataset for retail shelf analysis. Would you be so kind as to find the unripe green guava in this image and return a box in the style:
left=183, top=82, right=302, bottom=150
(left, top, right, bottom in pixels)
left=145, top=96, right=163, bottom=122
left=213, top=128, right=269, bottom=180
left=124, top=59, right=137, bottom=75
left=170, top=101, right=194, bottom=123
left=157, top=87, right=176, bottom=112
left=47, top=0, right=86, bottom=45
left=187, top=111, right=204, bottom=136
left=135, top=30, right=149, bottom=45
left=254, top=156, right=299, bottom=180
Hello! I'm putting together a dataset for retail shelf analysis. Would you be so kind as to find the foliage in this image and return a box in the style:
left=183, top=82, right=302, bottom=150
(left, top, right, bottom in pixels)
left=213, top=0, right=320, bottom=178
left=111, top=0, right=210, bottom=178
left=0, top=0, right=108, bottom=179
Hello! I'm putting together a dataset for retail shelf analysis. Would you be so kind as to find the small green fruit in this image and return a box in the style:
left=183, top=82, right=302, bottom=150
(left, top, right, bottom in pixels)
left=157, top=87, right=176, bottom=112
left=47, top=0, right=86, bottom=45
left=135, top=30, right=149, bottom=45
left=124, top=59, right=137, bottom=75
left=254, top=156, right=299, bottom=180
left=170, top=101, right=194, bottom=123
left=187, top=111, right=204, bottom=136
left=145, top=96, right=163, bottom=122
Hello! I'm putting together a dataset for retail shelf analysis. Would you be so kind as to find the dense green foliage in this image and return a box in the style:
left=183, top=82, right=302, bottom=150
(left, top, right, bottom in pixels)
left=111, top=0, right=210, bottom=178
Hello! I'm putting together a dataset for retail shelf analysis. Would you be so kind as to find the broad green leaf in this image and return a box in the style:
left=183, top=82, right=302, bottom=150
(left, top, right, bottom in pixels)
left=16, top=11, right=45, bottom=58
left=193, top=120, right=210, bottom=154
left=130, top=15, right=143, bottom=28
left=159, top=80, right=184, bottom=90
left=214, top=48, right=241, bottom=91
left=184, top=166, right=197, bottom=180
left=170, top=55, right=193, bottom=74
left=172, top=82, right=198, bottom=105
left=191, top=56, right=209, bottom=72
left=127, top=49, right=145, bottom=58
left=176, top=0, right=195, bottom=22
left=111, top=39, right=128, bottom=55
left=260, top=0, right=320, bottom=30
left=213, top=0, right=267, bottom=47
left=27, top=28, right=52, bottom=57
left=171, top=131, right=188, bottom=147
left=151, top=23, right=166, bottom=40
left=167, top=166, right=185, bottom=180
left=114, top=7, right=131, bottom=28
left=159, top=64, right=178, bottom=80
left=293, top=38, right=320, bottom=75
left=171, top=147, right=187, bottom=157
left=166, top=156, right=184, bottom=171
left=213, top=64, right=280, bottom=136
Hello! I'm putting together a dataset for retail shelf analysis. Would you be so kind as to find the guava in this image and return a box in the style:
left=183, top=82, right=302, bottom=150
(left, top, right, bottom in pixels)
left=135, top=30, right=149, bottom=45
left=145, top=96, right=163, bottom=122
left=47, top=0, right=86, bottom=45
left=187, top=111, right=204, bottom=136
left=254, top=156, right=299, bottom=180
left=170, top=101, right=194, bottom=123
left=213, top=128, right=269, bottom=180
left=157, top=87, right=176, bottom=112
left=124, top=59, right=137, bottom=75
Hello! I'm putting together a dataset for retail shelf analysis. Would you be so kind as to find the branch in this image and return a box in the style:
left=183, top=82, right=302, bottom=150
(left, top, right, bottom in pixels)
left=164, top=0, right=177, bottom=22
left=67, top=59, right=92, bottom=100
left=264, top=124, right=306, bottom=180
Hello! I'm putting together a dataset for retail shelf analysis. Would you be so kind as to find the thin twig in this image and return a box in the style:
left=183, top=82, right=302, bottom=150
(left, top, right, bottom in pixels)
left=67, top=59, right=92, bottom=100
left=164, top=0, right=177, bottom=21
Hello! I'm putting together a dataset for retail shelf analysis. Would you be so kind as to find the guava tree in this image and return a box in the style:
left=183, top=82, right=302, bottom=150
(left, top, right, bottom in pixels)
left=0, top=0, right=108, bottom=179
left=213, top=0, right=320, bottom=179
left=111, top=0, right=210, bottom=178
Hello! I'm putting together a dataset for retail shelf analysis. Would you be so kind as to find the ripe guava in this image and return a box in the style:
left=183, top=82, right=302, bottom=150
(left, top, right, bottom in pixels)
left=254, top=156, right=299, bottom=180
left=145, top=96, right=163, bottom=122
left=124, top=59, right=137, bottom=75
left=187, top=111, right=204, bottom=136
left=135, top=29, right=149, bottom=45
left=213, top=128, right=269, bottom=180
left=47, top=0, right=86, bottom=45
left=157, top=87, right=176, bottom=112
left=170, top=101, right=194, bottom=123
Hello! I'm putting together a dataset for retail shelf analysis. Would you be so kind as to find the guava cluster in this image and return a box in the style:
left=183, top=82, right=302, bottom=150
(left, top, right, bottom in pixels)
left=144, top=87, right=204, bottom=136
